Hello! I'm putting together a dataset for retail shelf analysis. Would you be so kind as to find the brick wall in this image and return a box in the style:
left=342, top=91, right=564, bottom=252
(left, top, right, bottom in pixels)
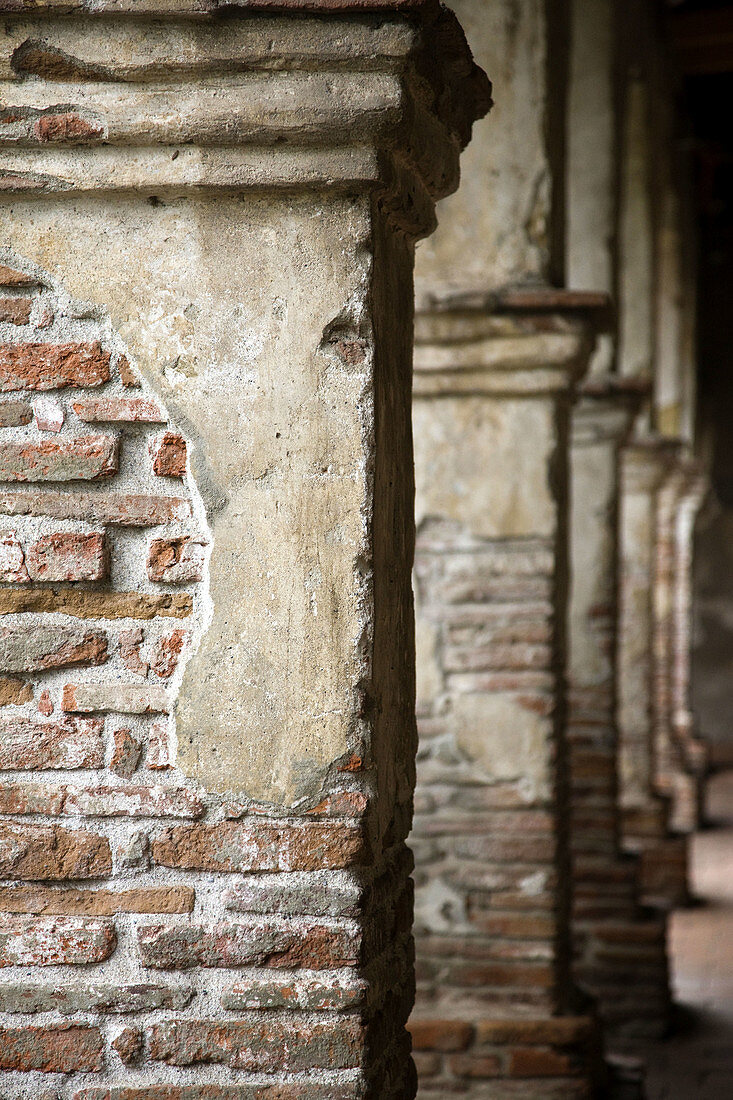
left=0, top=256, right=408, bottom=1099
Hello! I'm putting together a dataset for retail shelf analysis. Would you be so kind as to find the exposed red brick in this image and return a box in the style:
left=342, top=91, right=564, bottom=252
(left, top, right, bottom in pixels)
left=0, top=587, right=192, bottom=619
left=34, top=112, right=104, bottom=143
left=449, top=1053, right=502, bottom=1078
left=0, top=823, right=111, bottom=880
left=0, top=433, right=118, bottom=481
left=0, top=341, right=110, bottom=391
left=147, top=1017, right=364, bottom=1072
left=117, top=355, right=141, bottom=388
left=152, top=432, right=187, bottom=478
left=508, top=1048, right=574, bottom=1077
left=0, top=915, right=115, bottom=965
left=0, top=676, right=32, bottom=705
left=0, top=884, right=194, bottom=915
left=110, top=729, right=142, bottom=778
left=61, top=784, right=203, bottom=818
left=138, top=921, right=358, bottom=970
left=150, top=629, right=186, bottom=678
left=62, top=683, right=171, bottom=714
left=73, top=396, right=166, bottom=422
left=147, top=722, right=173, bottom=770
left=0, top=1023, right=104, bottom=1071
left=0, top=490, right=192, bottom=525
left=119, top=628, right=148, bottom=675
left=152, top=820, right=367, bottom=873
left=0, top=622, right=107, bottom=671
left=0, top=297, right=31, bottom=325
left=26, top=531, right=107, bottom=581
left=112, top=1026, right=143, bottom=1066
left=0, top=531, right=28, bottom=582
left=147, top=536, right=205, bottom=583
left=409, top=1019, right=474, bottom=1052
left=0, top=715, right=104, bottom=769
left=38, top=688, right=53, bottom=715
left=0, top=399, right=32, bottom=426
left=0, top=265, right=37, bottom=288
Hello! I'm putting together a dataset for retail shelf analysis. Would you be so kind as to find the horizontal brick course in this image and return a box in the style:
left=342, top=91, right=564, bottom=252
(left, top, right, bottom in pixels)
left=139, top=920, right=359, bottom=970
left=0, top=915, right=115, bottom=965
left=63, top=683, right=172, bottom=714
left=0, top=715, right=104, bottom=769
left=0, top=266, right=37, bottom=289
left=221, top=972, right=367, bottom=1012
left=0, top=885, right=195, bottom=914
left=0, top=490, right=192, bottom=525
left=0, top=822, right=111, bottom=879
left=0, top=621, right=107, bottom=671
left=0, top=586, right=192, bottom=619
left=26, top=531, right=107, bottom=581
left=147, top=1017, right=364, bottom=1072
left=0, top=982, right=192, bottom=1014
left=73, top=396, right=166, bottom=422
left=0, top=342, right=110, bottom=391
left=0, top=1023, right=104, bottom=1072
left=152, top=820, right=367, bottom=873
left=0, top=433, right=118, bottom=481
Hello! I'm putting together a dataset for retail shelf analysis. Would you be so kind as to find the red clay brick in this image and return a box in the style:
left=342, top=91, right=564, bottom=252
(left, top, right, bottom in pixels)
left=26, top=531, right=107, bottom=581
left=0, top=489, right=191, bottom=525
left=73, top=396, right=166, bottom=423
left=34, top=113, right=104, bottom=143
left=147, top=536, right=205, bottom=583
left=63, top=683, right=171, bottom=714
left=152, top=820, right=367, bottom=873
left=409, top=1020, right=474, bottom=1052
left=0, top=823, right=111, bottom=879
left=0, top=1023, right=104, bottom=1071
left=147, top=1017, right=364, bottom=1072
left=150, top=630, right=186, bottom=678
left=110, top=729, right=142, bottom=778
left=0, top=265, right=36, bottom=288
left=0, top=715, right=104, bottom=769
left=0, top=915, right=115, bottom=965
left=0, top=341, right=110, bottom=391
left=508, top=1048, right=574, bottom=1077
left=0, top=434, right=118, bottom=481
left=152, top=432, right=187, bottom=477
left=139, top=920, right=359, bottom=970
left=0, top=885, right=194, bottom=915
left=0, top=297, right=31, bottom=325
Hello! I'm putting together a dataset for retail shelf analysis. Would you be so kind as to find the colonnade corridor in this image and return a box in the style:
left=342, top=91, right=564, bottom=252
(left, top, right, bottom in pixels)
left=641, top=768, right=733, bottom=1098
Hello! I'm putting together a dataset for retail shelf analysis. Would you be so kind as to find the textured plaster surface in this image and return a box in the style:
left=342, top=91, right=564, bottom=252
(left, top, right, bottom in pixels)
left=414, top=0, right=549, bottom=301
left=4, top=193, right=375, bottom=806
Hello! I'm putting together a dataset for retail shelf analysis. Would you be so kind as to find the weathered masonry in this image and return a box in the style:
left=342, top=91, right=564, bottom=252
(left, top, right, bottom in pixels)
left=408, top=1, right=705, bottom=1097
left=0, top=5, right=488, bottom=1097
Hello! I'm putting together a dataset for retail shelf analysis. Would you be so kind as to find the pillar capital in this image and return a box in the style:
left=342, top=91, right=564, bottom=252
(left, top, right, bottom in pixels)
left=572, top=375, right=650, bottom=446
left=413, top=303, right=595, bottom=398
left=0, top=4, right=490, bottom=238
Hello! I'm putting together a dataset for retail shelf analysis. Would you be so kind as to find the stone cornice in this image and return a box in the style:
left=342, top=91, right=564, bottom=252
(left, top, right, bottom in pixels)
left=572, top=375, right=650, bottom=446
left=0, top=4, right=491, bottom=236
left=413, top=308, right=593, bottom=397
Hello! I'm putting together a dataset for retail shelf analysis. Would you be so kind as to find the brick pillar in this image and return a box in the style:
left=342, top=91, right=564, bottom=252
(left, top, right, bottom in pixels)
left=618, top=439, right=688, bottom=909
left=0, top=9, right=489, bottom=1099
left=568, top=381, right=670, bottom=1041
left=669, top=465, right=708, bottom=832
left=409, top=294, right=605, bottom=1100
left=653, top=457, right=708, bottom=836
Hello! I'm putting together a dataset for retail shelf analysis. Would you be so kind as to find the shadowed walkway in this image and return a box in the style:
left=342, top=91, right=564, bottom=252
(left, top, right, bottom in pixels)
left=641, top=770, right=733, bottom=1098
